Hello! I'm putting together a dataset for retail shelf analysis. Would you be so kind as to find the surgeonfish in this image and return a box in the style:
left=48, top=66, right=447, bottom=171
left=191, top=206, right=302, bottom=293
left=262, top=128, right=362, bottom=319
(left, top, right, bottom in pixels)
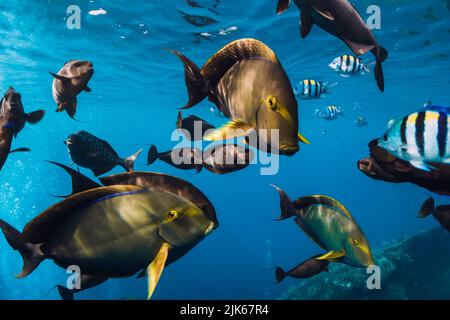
left=275, top=254, right=330, bottom=283
left=169, top=38, right=309, bottom=156
left=147, top=145, right=203, bottom=172
left=378, top=105, right=450, bottom=172
left=50, top=60, right=94, bottom=119
left=272, top=185, right=374, bottom=268
left=0, top=164, right=217, bottom=300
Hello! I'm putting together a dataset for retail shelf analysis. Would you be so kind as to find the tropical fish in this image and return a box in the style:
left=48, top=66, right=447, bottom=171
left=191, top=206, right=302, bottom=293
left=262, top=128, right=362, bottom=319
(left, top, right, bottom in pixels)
left=169, top=38, right=309, bottom=156
left=202, top=143, right=254, bottom=174
left=65, top=130, right=142, bottom=177
left=418, top=197, right=450, bottom=232
left=50, top=60, right=94, bottom=119
left=293, top=80, right=336, bottom=99
left=272, top=185, right=374, bottom=268
left=0, top=165, right=218, bottom=300
left=355, top=116, right=368, bottom=127
left=315, top=105, right=344, bottom=120
left=0, top=88, right=44, bottom=172
left=378, top=105, right=450, bottom=172
left=0, top=87, right=45, bottom=137
left=329, top=55, right=369, bottom=76
left=275, top=254, right=330, bottom=283
left=176, top=111, right=215, bottom=141
left=358, top=139, right=450, bottom=196
left=147, top=145, right=203, bottom=172
left=276, top=0, right=388, bottom=91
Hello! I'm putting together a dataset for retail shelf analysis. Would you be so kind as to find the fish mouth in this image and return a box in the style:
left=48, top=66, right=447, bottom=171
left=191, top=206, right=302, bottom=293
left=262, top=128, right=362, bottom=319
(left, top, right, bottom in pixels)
left=204, top=221, right=215, bottom=236
left=279, top=145, right=299, bottom=156
left=357, top=157, right=378, bottom=176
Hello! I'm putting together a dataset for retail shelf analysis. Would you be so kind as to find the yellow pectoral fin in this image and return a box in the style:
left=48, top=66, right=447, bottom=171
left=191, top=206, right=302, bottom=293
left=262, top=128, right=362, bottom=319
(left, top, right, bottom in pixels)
left=298, top=132, right=311, bottom=145
left=316, top=250, right=345, bottom=262
left=147, top=242, right=171, bottom=300
left=203, top=119, right=254, bottom=141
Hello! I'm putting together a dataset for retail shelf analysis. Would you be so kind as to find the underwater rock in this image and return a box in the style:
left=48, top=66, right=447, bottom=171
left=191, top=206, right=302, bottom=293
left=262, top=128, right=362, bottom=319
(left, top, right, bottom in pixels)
left=280, top=228, right=450, bottom=300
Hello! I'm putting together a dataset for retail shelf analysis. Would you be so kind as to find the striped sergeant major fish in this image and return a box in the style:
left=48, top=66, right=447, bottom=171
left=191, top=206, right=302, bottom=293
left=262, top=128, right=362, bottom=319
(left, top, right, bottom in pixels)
left=378, top=105, right=450, bottom=172
left=329, top=54, right=369, bottom=75
left=293, top=80, right=337, bottom=100
left=315, top=105, right=344, bottom=121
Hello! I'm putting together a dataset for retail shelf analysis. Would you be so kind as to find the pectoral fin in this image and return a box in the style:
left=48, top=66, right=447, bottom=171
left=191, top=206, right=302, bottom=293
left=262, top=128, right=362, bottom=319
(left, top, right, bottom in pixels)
left=147, top=242, right=171, bottom=300
left=298, top=133, right=310, bottom=144
left=84, top=86, right=92, bottom=92
left=316, top=250, right=345, bottom=262
left=49, top=72, right=71, bottom=83
left=203, top=119, right=254, bottom=141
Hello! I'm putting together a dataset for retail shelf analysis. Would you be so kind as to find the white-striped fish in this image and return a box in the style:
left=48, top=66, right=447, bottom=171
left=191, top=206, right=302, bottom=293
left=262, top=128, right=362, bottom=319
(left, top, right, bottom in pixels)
left=293, top=80, right=336, bottom=100
left=378, top=106, right=450, bottom=171
left=315, top=105, right=344, bottom=121
left=329, top=54, right=368, bottom=75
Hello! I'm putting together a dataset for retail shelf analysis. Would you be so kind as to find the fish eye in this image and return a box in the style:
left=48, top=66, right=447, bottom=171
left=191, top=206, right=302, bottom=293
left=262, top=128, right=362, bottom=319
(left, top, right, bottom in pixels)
left=350, top=238, right=359, bottom=246
left=382, top=134, right=388, bottom=141
left=167, top=210, right=179, bottom=221
left=266, top=96, right=277, bottom=110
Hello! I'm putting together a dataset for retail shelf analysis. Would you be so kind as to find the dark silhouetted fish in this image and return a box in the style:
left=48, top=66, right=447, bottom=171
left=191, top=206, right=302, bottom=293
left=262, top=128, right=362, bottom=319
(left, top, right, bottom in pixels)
left=65, top=130, right=142, bottom=177
left=0, top=87, right=44, bottom=172
left=202, top=143, right=254, bottom=174
left=50, top=60, right=94, bottom=119
left=276, top=0, right=388, bottom=92
left=275, top=254, right=330, bottom=283
left=180, top=11, right=218, bottom=26
left=147, top=145, right=203, bottom=172
left=177, top=111, right=215, bottom=141
left=418, top=197, right=450, bottom=232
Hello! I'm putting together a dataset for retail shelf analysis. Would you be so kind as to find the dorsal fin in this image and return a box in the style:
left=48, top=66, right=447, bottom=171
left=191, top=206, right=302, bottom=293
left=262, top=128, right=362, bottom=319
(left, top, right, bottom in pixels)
left=47, top=161, right=100, bottom=197
left=200, top=38, right=279, bottom=88
left=294, top=195, right=353, bottom=220
left=22, top=185, right=145, bottom=243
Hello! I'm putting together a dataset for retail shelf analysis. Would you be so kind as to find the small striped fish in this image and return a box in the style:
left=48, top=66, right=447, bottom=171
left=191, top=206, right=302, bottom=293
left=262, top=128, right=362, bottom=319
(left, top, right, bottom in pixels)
left=378, top=106, right=450, bottom=171
left=293, top=80, right=335, bottom=99
left=315, top=105, right=344, bottom=121
left=329, top=55, right=368, bottom=75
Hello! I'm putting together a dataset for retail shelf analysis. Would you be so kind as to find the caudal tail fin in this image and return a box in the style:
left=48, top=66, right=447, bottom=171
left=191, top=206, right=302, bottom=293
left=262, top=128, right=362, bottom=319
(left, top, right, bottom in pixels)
left=0, top=219, right=44, bottom=278
left=322, top=82, right=338, bottom=94
left=373, top=46, right=387, bottom=92
left=122, top=148, right=143, bottom=172
left=57, top=285, right=75, bottom=301
left=26, top=110, right=45, bottom=124
left=167, top=49, right=209, bottom=109
left=147, top=145, right=159, bottom=166
left=270, top=185, right=296, bottom=220
left=275, top=267, right=286, bottom=283
left=418, top=197, right=435, bottom=218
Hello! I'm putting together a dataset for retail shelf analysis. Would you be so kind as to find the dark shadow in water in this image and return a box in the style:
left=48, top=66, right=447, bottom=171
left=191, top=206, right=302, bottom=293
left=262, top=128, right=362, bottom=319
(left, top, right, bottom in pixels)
left=179, top=11, right=218, bottom=27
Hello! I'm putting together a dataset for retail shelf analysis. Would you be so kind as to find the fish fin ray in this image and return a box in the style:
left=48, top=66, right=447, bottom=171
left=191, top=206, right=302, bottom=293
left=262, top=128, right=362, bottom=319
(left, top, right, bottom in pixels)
left=47, top=161, right=100, bottom=196
left=203, top=119, right=254, bottom=141
left=147, top=242, right=171, bottom=300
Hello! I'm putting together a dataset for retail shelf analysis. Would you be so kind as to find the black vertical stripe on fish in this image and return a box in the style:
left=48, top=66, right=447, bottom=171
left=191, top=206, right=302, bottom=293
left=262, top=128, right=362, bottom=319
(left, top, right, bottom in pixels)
left=415, top=111, right=426, bottom=157
left=308, top=80, right=312, bottom=98
left=344, top=55, right=349, bottom=71
left=400, top=117, right=407, bottom=145
left=314, top=81, right=319, bottom=97
left=438, top=112, right=448, bottom=158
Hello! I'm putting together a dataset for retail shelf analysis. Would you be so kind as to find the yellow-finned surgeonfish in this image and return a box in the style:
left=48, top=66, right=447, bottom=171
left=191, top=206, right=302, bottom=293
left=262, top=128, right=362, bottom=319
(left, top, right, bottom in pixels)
left=271, top=185, right=374, bottom=268
left=169, top=38, right=310, bottom=156
left=0, top=162, right=218, bottom=300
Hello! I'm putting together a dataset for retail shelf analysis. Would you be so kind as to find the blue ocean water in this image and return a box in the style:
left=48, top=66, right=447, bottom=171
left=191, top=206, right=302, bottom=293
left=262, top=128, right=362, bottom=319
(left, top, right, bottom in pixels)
left=0, top=0, right=449, bottom=300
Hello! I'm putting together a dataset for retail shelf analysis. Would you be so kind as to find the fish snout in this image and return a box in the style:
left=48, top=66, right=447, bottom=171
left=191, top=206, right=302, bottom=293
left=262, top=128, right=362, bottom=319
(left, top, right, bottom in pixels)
left=279, top=144, right=299, bottom=156
left=358, top=157, right=375, bottom=175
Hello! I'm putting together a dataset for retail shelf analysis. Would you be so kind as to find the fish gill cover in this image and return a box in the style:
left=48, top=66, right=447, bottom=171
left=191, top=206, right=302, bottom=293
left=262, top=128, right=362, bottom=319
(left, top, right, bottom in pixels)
left=0, top=0, right=448, bottom=300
